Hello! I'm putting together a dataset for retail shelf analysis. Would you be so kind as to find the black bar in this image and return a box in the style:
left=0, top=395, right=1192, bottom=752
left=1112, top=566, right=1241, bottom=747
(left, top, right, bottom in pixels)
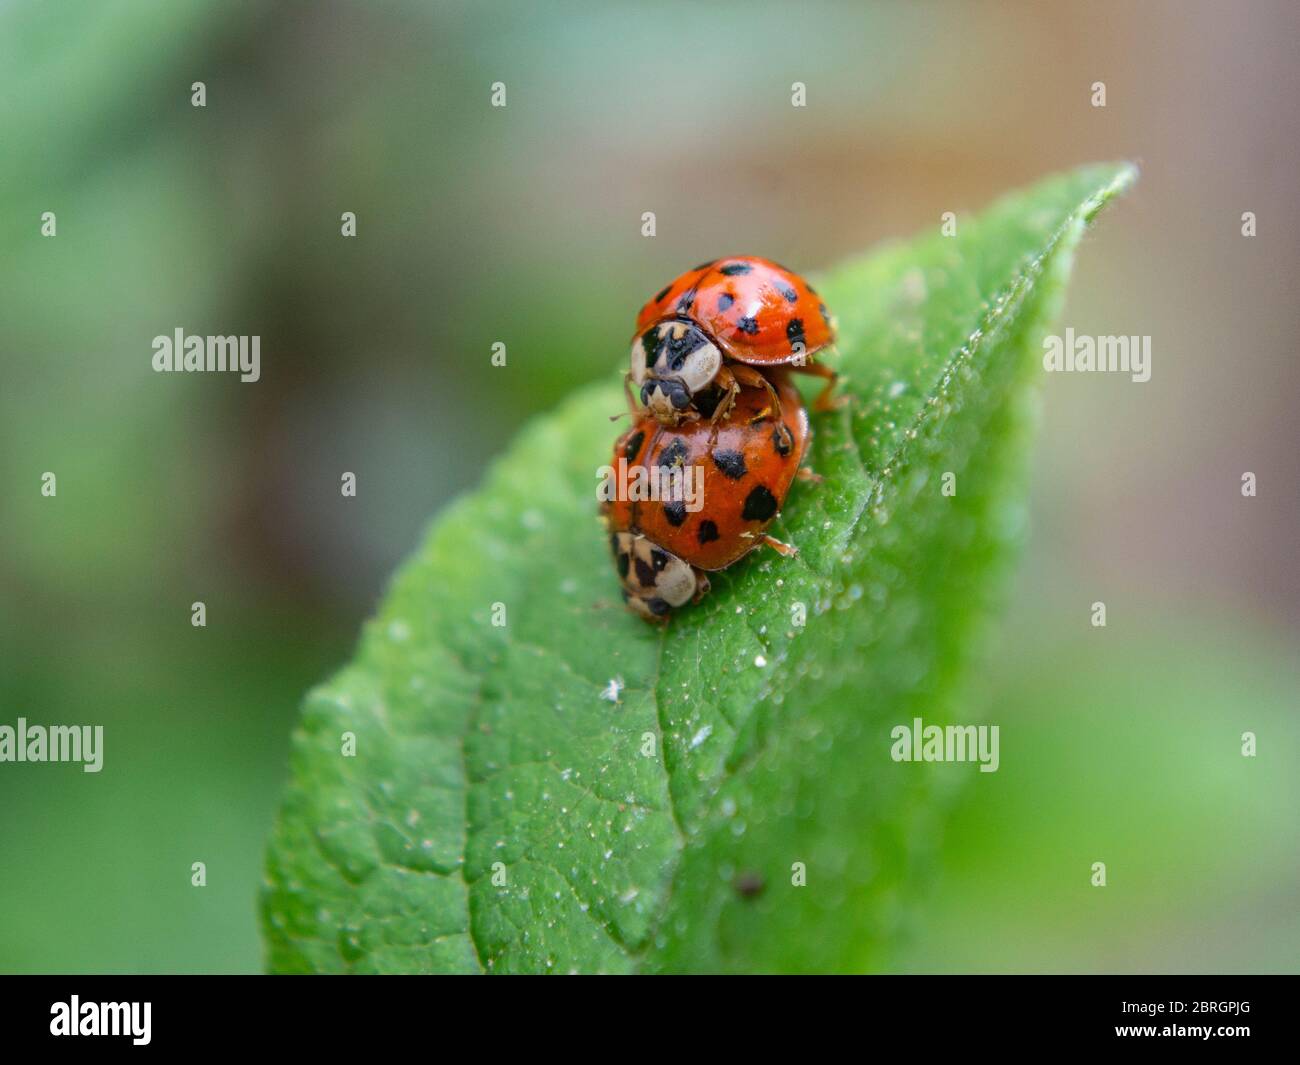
left=0, top=975, right=1289, bottom=1052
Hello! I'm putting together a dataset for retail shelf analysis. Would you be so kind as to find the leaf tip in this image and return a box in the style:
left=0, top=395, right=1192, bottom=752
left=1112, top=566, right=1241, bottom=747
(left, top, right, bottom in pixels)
left=1078, top=161, right=1139, bottom=223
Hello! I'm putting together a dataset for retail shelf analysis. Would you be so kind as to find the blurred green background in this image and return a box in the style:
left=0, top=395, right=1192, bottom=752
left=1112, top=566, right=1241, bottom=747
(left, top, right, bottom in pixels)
left=1, top=0, right=1296, bottom=973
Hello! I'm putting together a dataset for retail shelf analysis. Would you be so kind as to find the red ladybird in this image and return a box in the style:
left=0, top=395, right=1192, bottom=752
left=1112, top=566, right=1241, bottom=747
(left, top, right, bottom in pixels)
left=627, top=256, right=838, bottom=426
left=602, top=372, right=811, bottom=621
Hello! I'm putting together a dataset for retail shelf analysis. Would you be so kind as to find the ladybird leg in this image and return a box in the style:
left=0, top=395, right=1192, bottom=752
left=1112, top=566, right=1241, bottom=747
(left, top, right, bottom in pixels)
left=707, top=366, right=742, bottom=445
left=610, top=373, right=636, bottom=422
left=730, top=363, right=784, bottom=421
left=711, top=366, right=741, bottom=422
left=802, top=360, right=845, bottom=412
left=623, top=371, right=640, bottom=417
left=761, top=534, right=799, bottom=558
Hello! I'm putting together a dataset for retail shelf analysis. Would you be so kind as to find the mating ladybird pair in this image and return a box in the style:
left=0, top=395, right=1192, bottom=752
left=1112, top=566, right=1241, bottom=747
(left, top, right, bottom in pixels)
left=602, top=256, right=840, bottom=621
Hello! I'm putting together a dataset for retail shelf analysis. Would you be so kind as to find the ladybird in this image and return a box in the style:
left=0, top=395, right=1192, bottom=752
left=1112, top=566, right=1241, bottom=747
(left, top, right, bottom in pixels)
left=603, top=372, right=811, bottom=621
left=628, top=256, right=839, bottom=426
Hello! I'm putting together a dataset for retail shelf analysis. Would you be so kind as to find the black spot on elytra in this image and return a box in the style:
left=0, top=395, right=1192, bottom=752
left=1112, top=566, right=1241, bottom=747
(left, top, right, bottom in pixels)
left=717, top=292, right=734, bottom=312
left=711, top=448, right=747, bottom=479
left=776, top=282, right=798, bottom=303
left=786, top=318, right=805, bottom=348
left=697, top=519, right=719, bottom=544
left=772, top=424, right=794, bottom=457
left=634, top=557, right=656, bottom=587
left=720, top=262, right=753, bottom=276
left=650, top=546, right=671, bottom=571
left=737, top=316, right=759, bottom=335
left=657, top=438, right=689, bottom=470
left=654, top=284, right=672, bottom=303
left=617, top=552, right=630, bottom=579
left=742, top=484, right=778, bottom=522
left=623, top=430, right=645, bottom=462
left=663, top=499, right=687, bottom=526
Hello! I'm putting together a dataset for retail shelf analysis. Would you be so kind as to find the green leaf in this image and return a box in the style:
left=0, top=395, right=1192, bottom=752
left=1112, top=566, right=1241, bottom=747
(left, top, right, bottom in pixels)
left=261, top=162, right=1137, bottom=973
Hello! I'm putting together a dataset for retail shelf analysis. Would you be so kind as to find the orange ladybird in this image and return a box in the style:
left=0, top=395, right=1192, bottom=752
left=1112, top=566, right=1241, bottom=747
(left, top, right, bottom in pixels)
left=602, top=372, right=810, bottom=621
left=627, top=256, right=838, bottom=426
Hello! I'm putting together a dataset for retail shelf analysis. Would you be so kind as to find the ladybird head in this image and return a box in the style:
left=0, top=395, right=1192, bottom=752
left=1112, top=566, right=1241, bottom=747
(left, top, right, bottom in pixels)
left=629, top=318, right=722, bottom=423
left=609, top=530, right=707, bottom=622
